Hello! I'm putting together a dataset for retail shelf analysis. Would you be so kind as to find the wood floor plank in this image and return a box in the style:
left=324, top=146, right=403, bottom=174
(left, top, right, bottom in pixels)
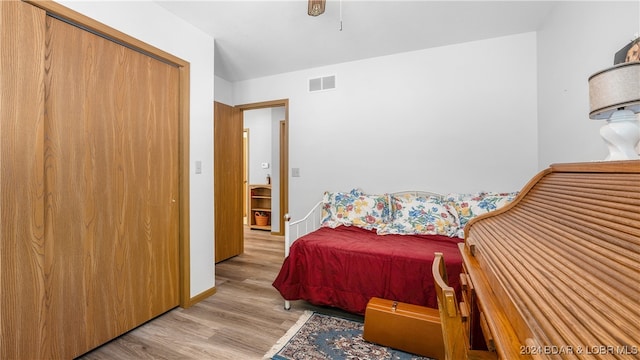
left=77, top=227, right=358, bottom=359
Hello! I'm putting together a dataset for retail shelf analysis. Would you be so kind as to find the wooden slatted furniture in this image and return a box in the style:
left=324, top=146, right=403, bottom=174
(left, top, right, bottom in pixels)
left=433, top=253, right=497, bottom=360
left=434, top=160, right=640, bottom=359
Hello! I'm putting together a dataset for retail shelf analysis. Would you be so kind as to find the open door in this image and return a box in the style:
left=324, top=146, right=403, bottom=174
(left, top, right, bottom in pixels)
left=214, top=101, right=243, bottom=263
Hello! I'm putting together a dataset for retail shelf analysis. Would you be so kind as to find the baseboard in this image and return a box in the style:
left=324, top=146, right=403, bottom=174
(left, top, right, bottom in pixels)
left=185, top=286, right=217, bottom=308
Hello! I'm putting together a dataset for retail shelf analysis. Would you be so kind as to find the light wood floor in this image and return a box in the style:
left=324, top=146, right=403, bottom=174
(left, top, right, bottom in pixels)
left=78, top=227, right=360, bottom=359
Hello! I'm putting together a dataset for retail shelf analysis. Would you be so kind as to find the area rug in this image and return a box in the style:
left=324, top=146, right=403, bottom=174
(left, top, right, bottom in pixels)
left=264, top=311, right=433, bottom=360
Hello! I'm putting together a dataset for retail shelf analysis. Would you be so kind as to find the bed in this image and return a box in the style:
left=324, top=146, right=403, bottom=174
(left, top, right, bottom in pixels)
left=272, top=189, right=517, bottom=315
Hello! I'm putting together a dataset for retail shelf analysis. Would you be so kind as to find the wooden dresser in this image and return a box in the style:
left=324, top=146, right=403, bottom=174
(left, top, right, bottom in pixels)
left=444, top=161, right=639, bottom=359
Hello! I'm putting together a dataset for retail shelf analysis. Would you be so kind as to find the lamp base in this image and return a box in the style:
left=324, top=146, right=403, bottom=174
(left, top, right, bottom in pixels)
left=600, top=110, right=640, bottom=161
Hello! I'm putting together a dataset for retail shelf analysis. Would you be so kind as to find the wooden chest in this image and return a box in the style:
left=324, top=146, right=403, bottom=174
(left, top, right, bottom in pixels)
left=363, top=297, right=445, bottom=359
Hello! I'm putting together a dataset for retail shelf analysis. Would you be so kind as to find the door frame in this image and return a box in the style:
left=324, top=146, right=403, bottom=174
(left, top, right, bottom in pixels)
left=27, top=1, right=193, bottom=307
left=243, top=128, right=250, bottom=224
left=236, top=99, right=289, bottom=235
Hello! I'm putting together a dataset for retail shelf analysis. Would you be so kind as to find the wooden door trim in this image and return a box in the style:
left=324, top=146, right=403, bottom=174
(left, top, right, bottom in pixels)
left=243, top=128, right=250, bottom=223
left=26, top=0, right=193, bottom=308
left=279, top=120, right=288, bottom=237
left=24, top=0, right=186, bottom=66
left=236, top=99, right=288, bottom=111
left=236, top=99, right=289, bottom=236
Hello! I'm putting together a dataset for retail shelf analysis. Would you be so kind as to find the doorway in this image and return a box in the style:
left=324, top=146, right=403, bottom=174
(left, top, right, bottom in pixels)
left=238, top=100, right=289, bottom=236
left=243, top=106, right=285, bottom=233
left=214, top=99, right=289, bottom=263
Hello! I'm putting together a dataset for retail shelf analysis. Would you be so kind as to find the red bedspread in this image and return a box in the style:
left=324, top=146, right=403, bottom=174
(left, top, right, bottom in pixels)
left=272, top=226, right=463, bottom=315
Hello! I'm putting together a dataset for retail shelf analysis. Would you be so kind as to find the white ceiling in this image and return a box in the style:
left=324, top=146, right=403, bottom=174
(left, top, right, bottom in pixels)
left=154, top=1, right=557, bottom=82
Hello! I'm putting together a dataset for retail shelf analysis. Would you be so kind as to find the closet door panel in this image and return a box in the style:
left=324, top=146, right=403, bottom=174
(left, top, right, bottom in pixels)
left=0, top=2, right=47, bottom=359
left=44, top=16, right=179, bottom=357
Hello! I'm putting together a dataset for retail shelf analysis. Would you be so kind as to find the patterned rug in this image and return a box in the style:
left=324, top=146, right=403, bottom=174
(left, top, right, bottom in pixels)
left=264, top=311, right=433, bottom=360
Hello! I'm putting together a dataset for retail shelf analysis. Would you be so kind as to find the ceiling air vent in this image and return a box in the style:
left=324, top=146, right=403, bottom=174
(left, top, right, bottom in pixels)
left=308, top=75, right=336, bottom=92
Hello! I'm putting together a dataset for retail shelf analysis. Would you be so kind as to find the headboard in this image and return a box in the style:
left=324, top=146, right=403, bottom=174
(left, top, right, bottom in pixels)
left=284, top=190, right=444, bottom=256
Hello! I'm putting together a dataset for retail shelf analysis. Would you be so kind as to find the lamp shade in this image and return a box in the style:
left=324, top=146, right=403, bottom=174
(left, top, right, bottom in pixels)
left=588, top=61, right=640, bottom=120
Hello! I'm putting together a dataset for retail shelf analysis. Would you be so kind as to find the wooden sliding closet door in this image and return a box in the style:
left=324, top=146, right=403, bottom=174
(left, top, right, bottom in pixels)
left=44, top=16, right=180, bottom=357
left=0, top=2, right=47, bottom=359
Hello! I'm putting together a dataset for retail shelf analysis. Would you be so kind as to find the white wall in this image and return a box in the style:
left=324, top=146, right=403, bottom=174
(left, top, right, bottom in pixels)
left=60, top=1, right=216, bottom=298
left=537, top=1, right=640, bottom=167
left=245, top=109, right=273, bottom=184
left=215, top=75, right=234, bottom=106
left=234, top=32, right=539, bottom=219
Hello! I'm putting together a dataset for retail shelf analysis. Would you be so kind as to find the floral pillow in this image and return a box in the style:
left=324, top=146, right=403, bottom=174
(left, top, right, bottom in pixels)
left=444, top=192, right=485, bottom=229
left=321, top=189, right=390, bottom=230
left=377, top=194, right=458, bottom=237
left=446, top=191, right=519, bottom=238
